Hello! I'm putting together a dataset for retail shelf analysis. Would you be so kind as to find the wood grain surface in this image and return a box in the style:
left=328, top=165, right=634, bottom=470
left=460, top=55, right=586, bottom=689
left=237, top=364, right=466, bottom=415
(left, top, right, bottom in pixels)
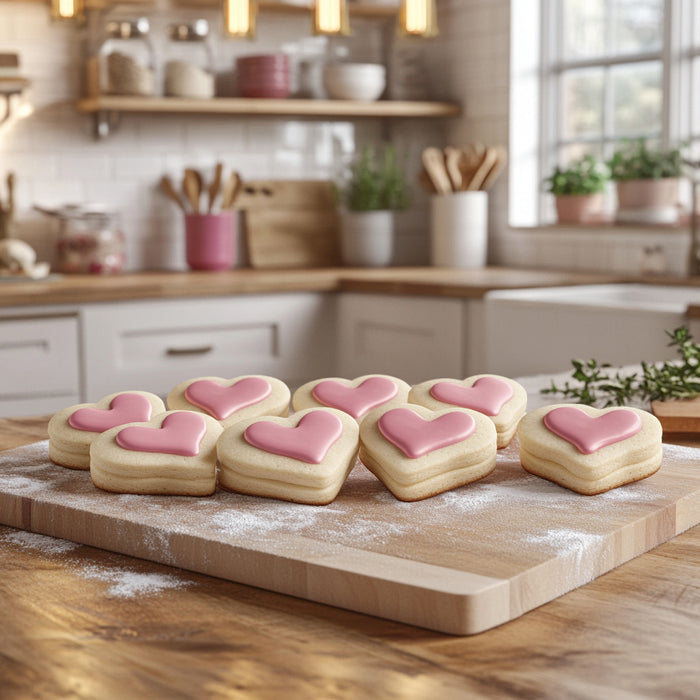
left=0, top=416, right=699, bottom=698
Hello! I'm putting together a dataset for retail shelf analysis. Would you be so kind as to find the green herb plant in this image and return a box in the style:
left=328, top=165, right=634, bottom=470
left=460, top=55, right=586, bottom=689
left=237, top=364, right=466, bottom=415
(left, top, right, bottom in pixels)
left=340, top=143, right=411, bottom=212
left=607, top=138, right=685, bottom=181
left=543, top=154, right=609, bottom=196
left=541, top=326, right=700, bottom=408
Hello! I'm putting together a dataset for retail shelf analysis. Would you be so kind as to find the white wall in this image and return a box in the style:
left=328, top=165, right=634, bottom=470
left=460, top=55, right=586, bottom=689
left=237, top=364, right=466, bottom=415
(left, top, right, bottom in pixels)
left=0, top=1, right=447, bottom=271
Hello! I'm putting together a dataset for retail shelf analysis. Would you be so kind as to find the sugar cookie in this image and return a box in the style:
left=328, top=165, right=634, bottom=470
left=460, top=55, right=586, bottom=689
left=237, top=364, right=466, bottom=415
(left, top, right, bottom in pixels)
left=518, top=404, right=663, bottom=495
left=90, top=410, right=223, bottom=496
left=292, top=374, right=411, bottom=422
left=359, top=403, right=497, bottom=502
left=167, top=375, right=290, bottom=427
left=48, top=391, right=166, bottom=470
left=409, top=374, right=527, bottom=448
left=217, top=407, right=359, bottom=505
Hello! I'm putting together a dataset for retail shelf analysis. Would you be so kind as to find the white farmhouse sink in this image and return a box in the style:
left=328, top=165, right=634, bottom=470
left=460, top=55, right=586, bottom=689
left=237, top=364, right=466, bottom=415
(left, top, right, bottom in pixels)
left=483, top=284, right=700, bottom=376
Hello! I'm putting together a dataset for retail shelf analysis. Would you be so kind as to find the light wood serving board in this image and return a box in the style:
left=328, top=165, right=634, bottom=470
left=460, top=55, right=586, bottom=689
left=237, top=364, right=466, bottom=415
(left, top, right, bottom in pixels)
left=236, top=180, right=341, bottom=269
left=1, top=439, right=699, bottom=636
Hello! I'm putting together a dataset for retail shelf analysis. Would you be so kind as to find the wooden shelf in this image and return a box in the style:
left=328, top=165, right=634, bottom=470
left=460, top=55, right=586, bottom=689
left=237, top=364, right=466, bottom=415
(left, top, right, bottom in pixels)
left=76, top=95, right=461, bottom=135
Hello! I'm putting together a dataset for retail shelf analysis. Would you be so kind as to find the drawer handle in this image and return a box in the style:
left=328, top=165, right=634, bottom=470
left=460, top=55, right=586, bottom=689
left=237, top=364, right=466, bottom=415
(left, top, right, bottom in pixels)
left=165, top=345, right=213, bottom=356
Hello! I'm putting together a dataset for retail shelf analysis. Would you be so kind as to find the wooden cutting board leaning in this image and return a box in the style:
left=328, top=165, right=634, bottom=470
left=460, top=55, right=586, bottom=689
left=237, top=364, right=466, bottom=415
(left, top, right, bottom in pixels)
left=235, top=180, right=341, bottom=269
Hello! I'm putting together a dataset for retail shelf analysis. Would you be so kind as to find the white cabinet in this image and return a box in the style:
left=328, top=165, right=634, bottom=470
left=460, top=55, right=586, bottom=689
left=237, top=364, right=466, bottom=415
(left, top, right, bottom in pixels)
left=337, top=293, right=484, bottom=385
left=0, top=312, right=81, bottom=417
left=81, top=293, right=336, bottom=401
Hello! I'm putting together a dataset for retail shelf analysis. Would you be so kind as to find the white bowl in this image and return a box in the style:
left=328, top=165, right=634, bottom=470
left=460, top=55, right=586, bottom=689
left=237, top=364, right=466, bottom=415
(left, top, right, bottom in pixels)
left=322, top=63, right=386, bottom=101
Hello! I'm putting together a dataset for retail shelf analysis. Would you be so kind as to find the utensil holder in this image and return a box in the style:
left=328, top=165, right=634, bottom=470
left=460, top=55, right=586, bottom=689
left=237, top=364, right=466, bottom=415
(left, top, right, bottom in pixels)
left=430, top=191, right=488, bottom=268
left=185, top=212, right=235, bottom=271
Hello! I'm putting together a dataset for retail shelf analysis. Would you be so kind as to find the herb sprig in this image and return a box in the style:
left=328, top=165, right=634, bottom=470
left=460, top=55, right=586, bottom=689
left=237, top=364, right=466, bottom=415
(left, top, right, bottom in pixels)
left=541, top=326, right=700, bottom=407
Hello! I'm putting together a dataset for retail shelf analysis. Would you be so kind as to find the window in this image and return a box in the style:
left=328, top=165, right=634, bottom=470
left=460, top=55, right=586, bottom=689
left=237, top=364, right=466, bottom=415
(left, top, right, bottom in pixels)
left=510, top=0, right=700, bottom=226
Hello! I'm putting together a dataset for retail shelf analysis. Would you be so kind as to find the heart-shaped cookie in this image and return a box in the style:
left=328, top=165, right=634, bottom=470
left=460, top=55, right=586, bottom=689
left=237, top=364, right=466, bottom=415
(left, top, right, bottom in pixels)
left=311, top=376, right=399, bottom=419
left=292, top=374, right=411, bottom=422
left=543, top=405, right=642, bottom=454
left=244, top=410, right=344, bottom=464
left=429, top=376, right=513, bottom=416
left=409, top=374, right=527, bottom=448
left=90, top=410, right=223, bottom=496
left=217, top=407, right=360, bottom=505
left=117, top=411, right=208, bottom=457
left=167, top=375, right=290, bottom=427
left=377, top=407, right=475, bottom=458
left=184, top=377, right=272, bottom=420
left=517, top=404, right=663, bottom=495
left=48, top=391, right=166, bottom=470
left=359, top=403, right=497, bottom=501
left=69, top=393, right=155, bottom=432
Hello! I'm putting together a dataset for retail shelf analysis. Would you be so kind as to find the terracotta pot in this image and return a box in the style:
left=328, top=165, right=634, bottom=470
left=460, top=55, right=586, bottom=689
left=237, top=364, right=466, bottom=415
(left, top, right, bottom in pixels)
left=554, top=193, right=604, bottom=224
left=615, top=178, right=679, bottom=210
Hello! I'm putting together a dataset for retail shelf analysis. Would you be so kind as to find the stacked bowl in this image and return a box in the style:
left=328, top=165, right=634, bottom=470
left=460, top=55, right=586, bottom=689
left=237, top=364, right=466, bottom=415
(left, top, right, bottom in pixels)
left=237, top=54, right=291, bottom=99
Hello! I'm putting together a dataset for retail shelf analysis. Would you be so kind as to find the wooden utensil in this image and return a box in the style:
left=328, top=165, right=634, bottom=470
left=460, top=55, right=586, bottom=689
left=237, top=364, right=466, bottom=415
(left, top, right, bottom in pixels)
left=422, top=147, right=453, bottom=195
left=418, top=167, right=438, bottom=194
left=5, top=172, right=14, bottom=216
left=480, top=146, right=507, bottom=191
left=207, top=162, right=223, bottom=213
left=444, top=147, right=464, bottom=192
left=466, top=147, right=499, bottom=191
left=183, top=169, right=201, bottom=213
left=160, top=175, right=187, bottom=213
left=221, top=171, right=242, bottom=209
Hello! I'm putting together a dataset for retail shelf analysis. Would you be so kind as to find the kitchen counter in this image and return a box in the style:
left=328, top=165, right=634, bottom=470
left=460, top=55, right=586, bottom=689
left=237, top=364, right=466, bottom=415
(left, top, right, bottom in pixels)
left=0, top=267, right=630, bottom=307
left=1, top=415, right=698, bottom=699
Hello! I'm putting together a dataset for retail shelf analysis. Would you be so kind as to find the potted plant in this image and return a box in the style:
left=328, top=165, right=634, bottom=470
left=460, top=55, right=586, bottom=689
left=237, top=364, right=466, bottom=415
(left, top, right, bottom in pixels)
left=543, top=154, right=609, bottom=224
left=337, top=143, right=411, bottom=267
left=607, top=139, right=685, bottom=223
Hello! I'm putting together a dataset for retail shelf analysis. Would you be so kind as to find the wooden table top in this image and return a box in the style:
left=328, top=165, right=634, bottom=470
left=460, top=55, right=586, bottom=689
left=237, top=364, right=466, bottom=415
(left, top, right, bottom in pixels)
left=1, top=416, right=698, bottom=699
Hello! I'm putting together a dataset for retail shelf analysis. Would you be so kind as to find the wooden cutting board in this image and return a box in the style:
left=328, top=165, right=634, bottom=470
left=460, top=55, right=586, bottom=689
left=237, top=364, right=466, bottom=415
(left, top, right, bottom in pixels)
left=652, top=397, right=700, bottom=435
left=1, top=439, right=699, bottom=636
left=236, top=180, right=341, bottom=269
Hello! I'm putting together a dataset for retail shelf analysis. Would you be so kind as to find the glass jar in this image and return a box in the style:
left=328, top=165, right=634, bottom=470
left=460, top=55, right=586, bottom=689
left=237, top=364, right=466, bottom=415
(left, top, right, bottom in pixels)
left=98, top=18, right=156, bottom=96
left=164, top=20, right=215, bottom=99
left=54, top=206, right=126, bottom=274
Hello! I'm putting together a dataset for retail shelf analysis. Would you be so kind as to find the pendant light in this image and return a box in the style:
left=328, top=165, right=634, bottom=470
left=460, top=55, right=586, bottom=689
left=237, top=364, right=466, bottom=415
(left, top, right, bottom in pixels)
left=313, top=0, right=350, bottom=36
left=223, top=0, right=257, bottom=38
left=399, top=0, right=438, bottom=38
left=50, top=0, right=84, bottom=22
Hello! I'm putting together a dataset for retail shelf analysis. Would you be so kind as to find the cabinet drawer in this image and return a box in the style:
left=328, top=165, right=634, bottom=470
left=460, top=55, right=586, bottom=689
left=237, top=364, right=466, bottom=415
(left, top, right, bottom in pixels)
left=0, top=314, right=81, bottom=416
left=82, top=294, right=335, bottom=400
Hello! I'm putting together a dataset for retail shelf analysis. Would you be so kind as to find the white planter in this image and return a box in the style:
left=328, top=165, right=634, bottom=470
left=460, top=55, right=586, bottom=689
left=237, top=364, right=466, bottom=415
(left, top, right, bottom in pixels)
left=339, top=209, right=394, bottom=267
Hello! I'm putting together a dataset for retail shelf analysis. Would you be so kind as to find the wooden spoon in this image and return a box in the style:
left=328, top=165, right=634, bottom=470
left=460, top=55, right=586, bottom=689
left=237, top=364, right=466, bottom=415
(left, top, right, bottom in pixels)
left=422, top=147, right=453, bottom=195
left=466, top=147, right=499, bottom=191
left=418, top=167, right=438, bottom=195
left=207, top=162, right=223, bottom=213
left=221, top=171, right=242, bottom=209
left=480, top=146, right=508, bottom=190
left=183, top=169, right=201, bottom=213
left=444, top=147, right=464, bottom=192
left=160, top=175, right=187, bottom=213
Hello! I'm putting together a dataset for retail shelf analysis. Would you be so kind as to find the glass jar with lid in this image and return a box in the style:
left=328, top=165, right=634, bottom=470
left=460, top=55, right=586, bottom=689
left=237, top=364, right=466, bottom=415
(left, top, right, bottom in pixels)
left=52, top=205, right=126, bottom=274
left=164, top=20, right=215, bottom=99
left=98, top=18, right=156, bottom=96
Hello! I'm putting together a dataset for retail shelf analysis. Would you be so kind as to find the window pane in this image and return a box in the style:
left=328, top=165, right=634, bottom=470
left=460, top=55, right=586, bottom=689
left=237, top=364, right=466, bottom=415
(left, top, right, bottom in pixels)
left=560, top=143, right=604, bottom=165
left=610, top=0, right=663, bottom=54
left=561, top=69, right=604, bottom=139
left=611, top=60, right=662, bottom=135
left=562, top=0, right=605, bottom=60
left=693, top=57, right=700, bottom=141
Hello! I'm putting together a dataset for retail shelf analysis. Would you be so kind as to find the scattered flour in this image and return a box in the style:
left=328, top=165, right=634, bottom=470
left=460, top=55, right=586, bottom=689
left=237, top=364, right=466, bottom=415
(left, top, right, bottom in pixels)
left=2, top=529, right=80, bottom=555
left=77, top=564, right=187, bottom=598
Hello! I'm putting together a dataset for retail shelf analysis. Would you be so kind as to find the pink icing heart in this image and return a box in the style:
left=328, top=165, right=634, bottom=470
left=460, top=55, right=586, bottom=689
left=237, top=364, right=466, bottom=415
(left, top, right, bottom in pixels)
left=378, top=407, right=476, bottom=459
left=244, top=410, right=343, bottom=464
left=116, top=412, right=207, bottom=457
left=429, top=376, right=513, bottom=417
left=543, top=406, right=643, bottom=454
left=311, top=377, right=399, bottom=419
left=184, top=377, right=272, bottom=420
left=69, top=393, right=154, bottom=433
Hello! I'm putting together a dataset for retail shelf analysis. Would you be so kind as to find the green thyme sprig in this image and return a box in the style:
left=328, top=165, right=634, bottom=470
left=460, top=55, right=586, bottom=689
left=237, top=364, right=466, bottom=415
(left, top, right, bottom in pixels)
left=541, top=326, right=700, bottom=407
